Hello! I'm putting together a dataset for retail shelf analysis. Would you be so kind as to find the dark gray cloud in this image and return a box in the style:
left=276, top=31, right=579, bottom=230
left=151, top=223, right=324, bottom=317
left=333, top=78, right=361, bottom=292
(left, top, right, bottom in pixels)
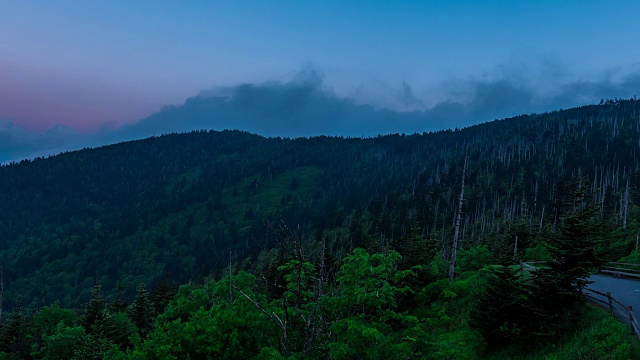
left=397, top=82, right=425, bottom=110
left=2, top=64, right=640, bottom=164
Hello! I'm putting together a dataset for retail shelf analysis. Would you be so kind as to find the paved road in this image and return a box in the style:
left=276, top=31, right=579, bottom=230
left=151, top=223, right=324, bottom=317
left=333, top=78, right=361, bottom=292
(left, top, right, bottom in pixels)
left=587, top=275, right=640, bottom=319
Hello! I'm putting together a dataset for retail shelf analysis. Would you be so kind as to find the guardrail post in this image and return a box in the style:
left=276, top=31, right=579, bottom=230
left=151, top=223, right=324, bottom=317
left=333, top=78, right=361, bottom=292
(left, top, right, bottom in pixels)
left=608, top=292, right=614, bottom=314
left=629, top=306, right=635, bottom=335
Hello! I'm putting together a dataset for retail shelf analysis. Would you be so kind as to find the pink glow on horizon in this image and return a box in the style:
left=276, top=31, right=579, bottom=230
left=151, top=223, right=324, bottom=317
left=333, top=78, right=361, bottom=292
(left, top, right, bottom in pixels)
left=0, top=63, right=178, bottom=133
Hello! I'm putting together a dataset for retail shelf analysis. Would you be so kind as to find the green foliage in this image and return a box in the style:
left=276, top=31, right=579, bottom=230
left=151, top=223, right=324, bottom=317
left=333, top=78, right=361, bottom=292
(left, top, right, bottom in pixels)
left=92, top=311, right=138, bottom=351
left=579, top=315, right=634, bottom=360
left=127, top=283, right=154, bottom=337
left=620, top=249, right=640, bottom=264
left=81, top=284, right=106, bottom=333
left=545, top=204, right=603, bottom=293
left=525, top=243, right=552, bottom=262
left=0, top=101, right=639, bottom=313
left=31, top=323, right=88, bottom=360
left=456, top=245, right=493, bottom=273
left=470, top=265, right=531, bottom=349
left=522, top=204, right=604, bottom=343
left=427, top=255, right=448, bottom=280
left=0, top=308, right=32, bottom=358
left=328, top=317, right=414, bottom=360
left=1, top=245, right=639, bottom=359
left=2, top=101, right=640, bottom=357
left=487, top=306, right=640, bottom=359
left=149, top=279, right=177, bottom=316
left=278, top=260, right=316, bottom=306
left=329, top=249, right=413, bottom=314
left=32, top=304, right=78, bottom=336
left=471, top=201, right=608, bottom=351
left=412, top=274, right=486, bottom=358
left=426, top=328, right=481, bottom=360
left=131, top=272, right=278, bottom=359
left=327, top=249, right=418, bottom=359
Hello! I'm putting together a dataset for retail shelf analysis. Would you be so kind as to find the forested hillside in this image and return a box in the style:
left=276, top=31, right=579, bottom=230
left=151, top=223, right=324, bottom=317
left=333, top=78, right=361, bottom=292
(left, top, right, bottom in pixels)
left=1, top=99, right=640, bottom=309
left=1, top=99, right=640, bottom=358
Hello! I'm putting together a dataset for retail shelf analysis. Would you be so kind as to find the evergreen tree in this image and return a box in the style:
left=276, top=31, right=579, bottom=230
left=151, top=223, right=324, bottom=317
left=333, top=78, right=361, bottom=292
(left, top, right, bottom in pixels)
left=470, top=265, right=531, bottom=349
left=92, top=311, right=137, bottom=350
left=400, top=221, right=430, bottom=270
left=0, top=307, right=32, bottom=358
left=528, top=203, right=604, bottom=341
left=31, top=323, right=88, bottom=360
left=81, top=284, right=105, bottom=334
left=398, top=222, right=437, bottom=289
left=128, top=283, right=155, bottom=337
left=73, top=334, right=111, bottom=360
left=149, top=279, right=177, bottom=316
left=545, top=204, right=603, bottom=299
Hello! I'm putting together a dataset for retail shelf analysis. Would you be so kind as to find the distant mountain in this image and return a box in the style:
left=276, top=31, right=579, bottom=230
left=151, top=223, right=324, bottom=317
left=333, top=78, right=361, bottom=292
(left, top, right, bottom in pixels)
left=1, top=99, right=640, bottom=309
left=0, top=76, right=484, bottom=164
left=111, top=81, right=438, bottom=141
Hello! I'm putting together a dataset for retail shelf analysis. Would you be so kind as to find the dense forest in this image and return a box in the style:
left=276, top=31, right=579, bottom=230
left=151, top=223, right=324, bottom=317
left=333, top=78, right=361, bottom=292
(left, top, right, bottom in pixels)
left=1, top=99, right=640, bottom=358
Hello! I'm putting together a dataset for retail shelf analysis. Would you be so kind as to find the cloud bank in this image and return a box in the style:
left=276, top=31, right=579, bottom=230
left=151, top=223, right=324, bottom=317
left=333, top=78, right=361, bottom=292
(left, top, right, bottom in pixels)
left=2, top=64, right=640, bottom=164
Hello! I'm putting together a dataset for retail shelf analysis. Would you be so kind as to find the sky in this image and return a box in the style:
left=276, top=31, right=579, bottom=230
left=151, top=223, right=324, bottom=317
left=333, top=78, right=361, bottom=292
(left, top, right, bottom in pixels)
left=1, top=0, right=640, bottom=162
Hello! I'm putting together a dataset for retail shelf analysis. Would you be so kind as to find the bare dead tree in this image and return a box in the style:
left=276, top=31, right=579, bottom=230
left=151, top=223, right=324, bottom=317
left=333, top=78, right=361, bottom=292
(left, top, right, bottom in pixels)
left=0, top=265, right=3, bottom=321
left=449, top=150, right=468, bottom=281
left=318, top=236, right=326, bottom=298
left=233, top=284, right=289, bottom=354
left=255, top=217, right=331, bottom=354
left=229, top=251, right=233, bottom=304
left=623, top=179, right=630, bottom=230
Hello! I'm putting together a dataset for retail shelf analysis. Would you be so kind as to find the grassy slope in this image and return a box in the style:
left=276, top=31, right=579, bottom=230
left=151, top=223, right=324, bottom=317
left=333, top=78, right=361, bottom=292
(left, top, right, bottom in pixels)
left=487, top=304, right=640, bottom=359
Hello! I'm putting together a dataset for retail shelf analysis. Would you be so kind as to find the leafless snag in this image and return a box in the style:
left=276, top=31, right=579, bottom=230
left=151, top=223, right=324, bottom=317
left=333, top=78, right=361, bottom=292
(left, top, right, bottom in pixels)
left=449, top=149, right=468, bottom=281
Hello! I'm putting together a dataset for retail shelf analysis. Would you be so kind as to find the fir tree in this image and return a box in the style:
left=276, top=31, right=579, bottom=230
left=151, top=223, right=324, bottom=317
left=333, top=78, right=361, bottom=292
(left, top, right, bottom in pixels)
left=93, top=311, right=137, bottom=350
left=400, top=221, right=430, bottom=269
left=0, top=307, right=32, bottom=358
left=470, top=265, right=531, bottom=349
left=81, top=284, right=105, bottom=334
left=73, top=334, right=111, bottom=360
left=128, top=283, right=155, bottom=337
left=545, top=204, right=603, bottom=298
left=527, top=202, right=604, bottom=341
left=149, top=279, right=177, bottom=316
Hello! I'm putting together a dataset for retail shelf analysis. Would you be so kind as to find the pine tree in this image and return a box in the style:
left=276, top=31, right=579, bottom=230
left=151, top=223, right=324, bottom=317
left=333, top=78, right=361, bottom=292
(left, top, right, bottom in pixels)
left=470, top=265, right=531, bottom=348
left=527, top=202, right=604, bottom=340
left=128, top=283, right=155, bottom=337
left=81, top=284, right=105, bottom=334
left=400, top=220, right=429, bottom=270
left=73, top=334, right=111, bottom=360
left=545, top=204, right=603, bottom=298
left=93, top=311, right=137, bottom=350
left=150, top=279, right=177, bottom=316
left=398, top=221, right=440, bottom=288
left=0, top=307, right=32, bottom=357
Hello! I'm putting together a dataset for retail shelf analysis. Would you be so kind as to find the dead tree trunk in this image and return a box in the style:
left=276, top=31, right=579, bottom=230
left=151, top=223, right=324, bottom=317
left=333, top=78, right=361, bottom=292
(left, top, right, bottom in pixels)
left=0, top=266, right=3, bottom=321
left=449, top=151, right=468, bottom=281
left=623, top=179, right=630, bottom=230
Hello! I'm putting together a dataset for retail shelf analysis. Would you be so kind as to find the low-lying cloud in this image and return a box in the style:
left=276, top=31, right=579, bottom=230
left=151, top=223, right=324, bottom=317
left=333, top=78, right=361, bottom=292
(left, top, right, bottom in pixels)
left=2, top=63, right=640, bottom=164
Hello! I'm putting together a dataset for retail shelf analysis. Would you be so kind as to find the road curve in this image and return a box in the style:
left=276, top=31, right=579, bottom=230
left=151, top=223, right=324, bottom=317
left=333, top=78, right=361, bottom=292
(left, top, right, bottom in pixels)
left=587, top=274, right=640, bottom=318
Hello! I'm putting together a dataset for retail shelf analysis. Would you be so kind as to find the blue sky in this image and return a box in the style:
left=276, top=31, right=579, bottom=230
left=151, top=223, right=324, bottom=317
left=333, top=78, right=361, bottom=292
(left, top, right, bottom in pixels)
left=1, top=1, right=640, bottom=161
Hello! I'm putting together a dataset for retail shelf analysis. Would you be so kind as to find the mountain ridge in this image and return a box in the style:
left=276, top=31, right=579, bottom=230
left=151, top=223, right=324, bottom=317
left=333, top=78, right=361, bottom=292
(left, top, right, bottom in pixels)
left=1, top=99, right=639, bottom=309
